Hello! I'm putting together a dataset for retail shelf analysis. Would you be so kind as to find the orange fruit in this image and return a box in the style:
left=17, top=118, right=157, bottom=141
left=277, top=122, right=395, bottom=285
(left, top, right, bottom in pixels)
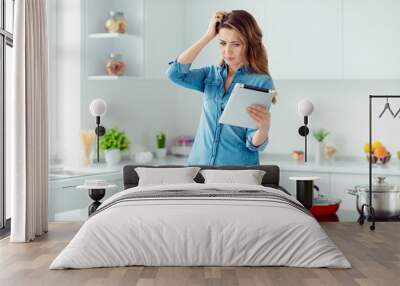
left=373, top=146, right=388, bottom=159
left=364, top=141, right=384, bottom=153
left=372, top=140, right=383, bottom=151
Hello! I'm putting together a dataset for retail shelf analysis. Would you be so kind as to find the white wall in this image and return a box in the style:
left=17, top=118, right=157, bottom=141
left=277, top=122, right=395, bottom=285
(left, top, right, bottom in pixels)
left=81, top=78, right=400, bottom=159
left=268, top=79, right=400, bottom=157
left=81, top=79, right=202, bottom=154
left=51, top=0, right=82, bottom=167
left=49, top=0, right=400, bottom=167
left=179, top=0, right=400, bottom=157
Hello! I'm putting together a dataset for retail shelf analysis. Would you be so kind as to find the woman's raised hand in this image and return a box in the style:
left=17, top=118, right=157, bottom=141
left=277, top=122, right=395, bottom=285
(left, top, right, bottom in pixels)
left=205, top=11, right=227, bottom=40
left=177, top=11, right=227, bottom=64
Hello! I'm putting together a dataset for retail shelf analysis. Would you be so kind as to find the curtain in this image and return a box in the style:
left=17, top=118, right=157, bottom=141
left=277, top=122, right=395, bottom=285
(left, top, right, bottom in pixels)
left=9, top=0, right=49, bottom=242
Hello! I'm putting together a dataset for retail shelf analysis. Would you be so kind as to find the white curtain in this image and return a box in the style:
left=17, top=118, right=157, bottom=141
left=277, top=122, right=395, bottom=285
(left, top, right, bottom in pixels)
left=9, top=0, right=49, bottom=242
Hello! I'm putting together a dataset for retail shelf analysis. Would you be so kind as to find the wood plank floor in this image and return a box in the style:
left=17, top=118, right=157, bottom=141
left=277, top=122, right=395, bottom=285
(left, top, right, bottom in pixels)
left=0, top=222, right=399, bottom=286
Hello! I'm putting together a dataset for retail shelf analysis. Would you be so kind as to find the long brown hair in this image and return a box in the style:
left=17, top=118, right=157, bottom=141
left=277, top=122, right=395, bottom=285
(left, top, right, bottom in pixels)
left=216, top=10, right=270, bottom=76
left=216, top=10, right=275, bottom=103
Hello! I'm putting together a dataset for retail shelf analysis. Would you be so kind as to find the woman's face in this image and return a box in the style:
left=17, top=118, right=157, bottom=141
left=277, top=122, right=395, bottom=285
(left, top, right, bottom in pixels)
left=218, top=28, right=247, bottom=69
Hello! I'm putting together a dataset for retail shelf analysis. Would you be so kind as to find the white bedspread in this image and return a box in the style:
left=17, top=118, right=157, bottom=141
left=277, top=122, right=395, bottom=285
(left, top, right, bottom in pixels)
left=50, top=183, right=351, bottom=269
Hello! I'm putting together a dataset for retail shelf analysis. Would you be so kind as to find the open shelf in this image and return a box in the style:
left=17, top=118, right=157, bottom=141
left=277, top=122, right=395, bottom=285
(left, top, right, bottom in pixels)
left=88, top=75, right=137, bottom=80
left=84, top=0, right=144, bottom=79
left=88, top=33, right=139, bottom=39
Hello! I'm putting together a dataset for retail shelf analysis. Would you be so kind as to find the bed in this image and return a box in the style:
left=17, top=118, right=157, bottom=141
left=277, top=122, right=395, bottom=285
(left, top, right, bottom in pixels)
left=50, top=165, right=350, bottom=269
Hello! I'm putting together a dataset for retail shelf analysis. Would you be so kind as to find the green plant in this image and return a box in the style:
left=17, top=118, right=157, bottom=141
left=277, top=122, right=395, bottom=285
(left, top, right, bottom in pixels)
left=313, top=128, right=329, bottom=142
left=99, top=128, right=130, bottom=151
left=156, top=131, right=166, bottom=149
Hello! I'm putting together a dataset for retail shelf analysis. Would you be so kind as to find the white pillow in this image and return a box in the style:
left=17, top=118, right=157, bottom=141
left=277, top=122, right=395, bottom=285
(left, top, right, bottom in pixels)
left=135, top=167, right=201, bottom=186
left=200, top=169, right=266, bottom=185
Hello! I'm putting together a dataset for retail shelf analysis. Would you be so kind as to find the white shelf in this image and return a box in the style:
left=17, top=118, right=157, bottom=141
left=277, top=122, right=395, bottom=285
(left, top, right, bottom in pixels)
left=84, top=0, right=145, bottom=78
left=88, top=75, right=136, bottom=80
left=88, top=33, right=138, bottom=39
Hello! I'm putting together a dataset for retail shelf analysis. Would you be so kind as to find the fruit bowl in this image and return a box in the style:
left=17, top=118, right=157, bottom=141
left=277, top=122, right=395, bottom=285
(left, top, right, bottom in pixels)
left=363, top=141, right=391, bottom=165
left=366, top=153, right=391, bottom=165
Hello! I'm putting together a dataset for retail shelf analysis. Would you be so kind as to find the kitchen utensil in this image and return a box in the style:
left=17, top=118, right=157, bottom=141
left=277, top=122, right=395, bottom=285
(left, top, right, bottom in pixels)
left=378, top=98, right=395, bottom=118
left=348, top=177, right=400, bottom=218
left=310, top=184, right=341, bottom=216
left=310, top=196, right=341, bottom=217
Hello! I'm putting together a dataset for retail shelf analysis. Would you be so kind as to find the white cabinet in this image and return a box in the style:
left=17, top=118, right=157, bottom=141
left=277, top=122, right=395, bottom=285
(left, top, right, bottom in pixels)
left=80, top=0, right=400, bottom=80
left=183, top=0, right=400, bottom=79
left=281, top=170, right=400, bottom=211
left=264, top=0, right=342, bottom=79
left=48, top=172, right=124, bottom=221
left=144, top=0, right=185, bottom=78
left=330, top=173, right=363, bottom=211
left=83, top=0, right=145, bottom=79
left=343, top=0, right=400, bottom=79
left=184, top=0, right=343, bottom=79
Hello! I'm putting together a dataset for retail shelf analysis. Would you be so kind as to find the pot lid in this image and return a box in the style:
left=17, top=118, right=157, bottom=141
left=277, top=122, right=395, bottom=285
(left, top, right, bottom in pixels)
left=356, top=177, right=399, bottom=192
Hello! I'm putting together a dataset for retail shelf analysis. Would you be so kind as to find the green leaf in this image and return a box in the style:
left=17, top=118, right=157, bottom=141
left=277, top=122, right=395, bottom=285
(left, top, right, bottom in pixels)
left=312, top=128, right=330, bottom=142
left=99, top=128, right=131, bottom=151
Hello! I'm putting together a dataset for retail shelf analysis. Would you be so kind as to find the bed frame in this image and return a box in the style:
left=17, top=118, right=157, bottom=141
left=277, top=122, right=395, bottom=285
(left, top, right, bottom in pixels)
left=123, top=165, right=290, bottom=195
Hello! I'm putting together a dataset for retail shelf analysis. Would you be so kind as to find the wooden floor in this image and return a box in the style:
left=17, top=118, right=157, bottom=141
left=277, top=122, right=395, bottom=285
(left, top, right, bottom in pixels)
left=0, top=222, right=399, bottom=286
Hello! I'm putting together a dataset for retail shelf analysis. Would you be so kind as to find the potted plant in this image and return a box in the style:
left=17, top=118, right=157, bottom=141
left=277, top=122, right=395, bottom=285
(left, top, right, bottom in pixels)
left=155, top=131, right=167, bottom=158
left=99, top=128, right=130, bottom=165
left=313, top=128, right=329, bottom=164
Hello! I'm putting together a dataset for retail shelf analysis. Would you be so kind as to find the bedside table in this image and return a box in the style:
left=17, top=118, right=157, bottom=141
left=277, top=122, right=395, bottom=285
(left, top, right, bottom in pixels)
left=289, top=176, right=320, bottom=209
left=77, top=181, right=117, bottom=216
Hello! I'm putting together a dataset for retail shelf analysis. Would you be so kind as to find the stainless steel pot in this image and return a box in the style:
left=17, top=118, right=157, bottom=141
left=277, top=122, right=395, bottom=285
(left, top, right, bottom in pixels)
left=348, top=177, right=400, bottom=218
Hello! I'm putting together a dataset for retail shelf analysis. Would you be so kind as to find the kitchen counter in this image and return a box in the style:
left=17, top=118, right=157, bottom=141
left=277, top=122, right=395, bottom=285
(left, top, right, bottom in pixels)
left=260, top=154, right=400, bottom=175
left=48, top=154, right=400, bottom=221
left=49, top=154, right=400, bottom=181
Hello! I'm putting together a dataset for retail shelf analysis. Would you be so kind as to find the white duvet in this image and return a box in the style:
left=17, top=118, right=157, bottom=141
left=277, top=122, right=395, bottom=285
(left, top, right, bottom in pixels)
left=50, top=183, right=351, bottom=269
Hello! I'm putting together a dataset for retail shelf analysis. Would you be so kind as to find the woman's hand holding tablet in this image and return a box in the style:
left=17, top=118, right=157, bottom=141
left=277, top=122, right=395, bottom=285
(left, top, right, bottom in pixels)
left=219, top=83, right=276, bottom=129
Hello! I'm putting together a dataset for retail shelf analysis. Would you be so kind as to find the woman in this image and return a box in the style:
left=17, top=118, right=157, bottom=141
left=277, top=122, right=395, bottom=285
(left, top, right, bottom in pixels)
left=167, top=10, right=274, bottom=166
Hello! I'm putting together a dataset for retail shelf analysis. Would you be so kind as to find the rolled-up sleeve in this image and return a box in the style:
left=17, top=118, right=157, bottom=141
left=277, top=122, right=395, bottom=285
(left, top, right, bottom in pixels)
left=245, top=128, right=269, bottom=152
left=166, top=59, right=210, bottom=93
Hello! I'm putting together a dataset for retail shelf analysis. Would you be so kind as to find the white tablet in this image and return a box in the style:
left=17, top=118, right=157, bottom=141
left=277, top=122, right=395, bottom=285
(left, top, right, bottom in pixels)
left=219, top=83, right=276, bottom=129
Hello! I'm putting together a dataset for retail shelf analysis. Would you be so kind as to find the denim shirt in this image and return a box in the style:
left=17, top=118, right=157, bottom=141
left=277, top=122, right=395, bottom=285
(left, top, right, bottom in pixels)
left=167, top=60, right=274, bottom=166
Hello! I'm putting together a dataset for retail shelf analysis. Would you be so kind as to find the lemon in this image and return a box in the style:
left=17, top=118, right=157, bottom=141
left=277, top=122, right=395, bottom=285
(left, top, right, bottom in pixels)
left=363, top=143, right=372, bottom=153
left=397, top=151, right=400, bottom=160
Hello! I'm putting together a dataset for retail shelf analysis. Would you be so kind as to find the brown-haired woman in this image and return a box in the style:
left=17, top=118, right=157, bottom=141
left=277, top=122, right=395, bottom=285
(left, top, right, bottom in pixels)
left=167, top=10, right=274, bottom=166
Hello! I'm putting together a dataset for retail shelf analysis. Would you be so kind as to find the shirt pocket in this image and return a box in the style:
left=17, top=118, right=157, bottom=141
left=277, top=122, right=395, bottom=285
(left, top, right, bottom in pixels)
left=203, top=78, right=222, bottom=100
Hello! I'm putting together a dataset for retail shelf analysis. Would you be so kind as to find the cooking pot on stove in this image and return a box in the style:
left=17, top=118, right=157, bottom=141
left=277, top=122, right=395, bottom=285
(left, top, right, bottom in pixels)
left=347, top=177, right=400, bottom=218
